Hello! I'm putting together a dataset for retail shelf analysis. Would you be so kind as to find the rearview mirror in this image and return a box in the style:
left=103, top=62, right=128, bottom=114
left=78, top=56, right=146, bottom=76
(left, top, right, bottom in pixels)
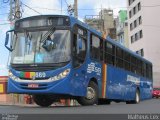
left=5, top=33, right=9, bottom=46
left=5, top=30, right=14, bottom=52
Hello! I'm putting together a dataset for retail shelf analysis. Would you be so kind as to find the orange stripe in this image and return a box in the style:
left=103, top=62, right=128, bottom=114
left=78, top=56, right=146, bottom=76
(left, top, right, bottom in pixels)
left=102, top=31, right=107, bottom=98
left=102, top=63, right=107, bottom=98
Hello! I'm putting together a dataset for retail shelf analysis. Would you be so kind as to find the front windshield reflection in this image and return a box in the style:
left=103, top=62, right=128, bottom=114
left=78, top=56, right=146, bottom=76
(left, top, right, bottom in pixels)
left=11, top=30, right=71, bottom=64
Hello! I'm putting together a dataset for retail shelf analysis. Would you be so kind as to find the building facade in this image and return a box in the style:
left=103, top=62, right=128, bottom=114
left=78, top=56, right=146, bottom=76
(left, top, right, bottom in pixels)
left=116, top=10, right=129, bottom=48
left=127, top=0, right=160, bottom=86
left=84, top=15, right=103, bottom=32
left=84, top=9, right=116, bottom=39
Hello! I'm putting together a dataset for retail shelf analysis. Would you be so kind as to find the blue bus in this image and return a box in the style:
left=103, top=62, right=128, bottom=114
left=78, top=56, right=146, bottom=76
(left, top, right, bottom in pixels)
left=5, top=15, right=153, bottom=107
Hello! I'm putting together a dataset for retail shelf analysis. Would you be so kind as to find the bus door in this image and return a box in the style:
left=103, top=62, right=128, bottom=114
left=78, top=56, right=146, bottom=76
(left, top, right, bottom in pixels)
left=71, top=25, right=88, bottom=96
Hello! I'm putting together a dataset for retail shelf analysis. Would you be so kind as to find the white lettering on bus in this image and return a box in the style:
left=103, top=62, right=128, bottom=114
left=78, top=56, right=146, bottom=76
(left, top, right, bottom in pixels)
left=87, top=62, right=101, bottom=76
left=127, top=75, right=140, bottom=85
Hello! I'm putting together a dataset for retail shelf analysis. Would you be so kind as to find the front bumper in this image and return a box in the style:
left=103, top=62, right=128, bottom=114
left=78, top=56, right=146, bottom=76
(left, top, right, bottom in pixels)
left=7, top=77, right=71, bottom=95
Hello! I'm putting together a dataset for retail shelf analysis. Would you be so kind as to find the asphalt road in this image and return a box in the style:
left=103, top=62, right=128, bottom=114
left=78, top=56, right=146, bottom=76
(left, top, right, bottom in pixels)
left=0, top=99, right=159, bottom=114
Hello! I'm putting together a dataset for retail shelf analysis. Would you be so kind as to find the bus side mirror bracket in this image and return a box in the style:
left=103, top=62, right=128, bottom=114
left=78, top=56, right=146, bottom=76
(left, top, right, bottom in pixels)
left=5, top=30, right=14, bottom=52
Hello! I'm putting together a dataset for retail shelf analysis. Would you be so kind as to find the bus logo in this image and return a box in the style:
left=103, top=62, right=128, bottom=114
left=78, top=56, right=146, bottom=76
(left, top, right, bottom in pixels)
left=127, top=75, right=140, bottom=85
left=87, top=62, right=101, bottom=76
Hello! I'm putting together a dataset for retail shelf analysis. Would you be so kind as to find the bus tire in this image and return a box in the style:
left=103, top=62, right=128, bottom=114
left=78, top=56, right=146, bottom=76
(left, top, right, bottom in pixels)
left=134, top=90, right=140, bottom=104
left=126, top=90, right=140, bottom=104
left=32, top=95, right=53, bottom=107
left=77, top=81, right=98, bottom=106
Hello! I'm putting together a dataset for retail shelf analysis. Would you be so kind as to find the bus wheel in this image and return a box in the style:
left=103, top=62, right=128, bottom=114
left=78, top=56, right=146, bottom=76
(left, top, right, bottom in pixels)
left=33, top=95, right=53, bottom=107
left=126, top=90, right=140, bottom=104
left=77, top=81, right=98, bottom=106
left=134, top=90, right=140, bottom=104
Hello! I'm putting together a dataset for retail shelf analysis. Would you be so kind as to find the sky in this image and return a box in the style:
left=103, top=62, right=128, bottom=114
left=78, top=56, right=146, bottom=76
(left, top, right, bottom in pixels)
left=0, top=0, right=127, bottom=76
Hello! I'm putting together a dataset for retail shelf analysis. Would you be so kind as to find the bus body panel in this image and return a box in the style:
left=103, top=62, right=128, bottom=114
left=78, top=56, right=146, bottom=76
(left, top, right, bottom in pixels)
left=106, top=64, right=152, bottom=101
left=6, top=15, right=153, bottom=104
left=7, top=63, right=76, bottom=95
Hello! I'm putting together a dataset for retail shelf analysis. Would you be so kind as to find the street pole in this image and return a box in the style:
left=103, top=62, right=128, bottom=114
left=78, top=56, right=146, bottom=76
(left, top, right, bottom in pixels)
left=61, top=0, right=62, bottom=14
left=9, top=0, right=21, bottom=105
left=74, top=0, right=78, bottom=18
left=14, top=0, right=21, bottom=20
left=9, top=0, right=13, bottom=21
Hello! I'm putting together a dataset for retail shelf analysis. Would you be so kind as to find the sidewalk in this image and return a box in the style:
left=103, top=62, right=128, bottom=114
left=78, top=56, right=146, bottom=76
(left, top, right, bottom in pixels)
left=0, top=102, right=37, bottom=107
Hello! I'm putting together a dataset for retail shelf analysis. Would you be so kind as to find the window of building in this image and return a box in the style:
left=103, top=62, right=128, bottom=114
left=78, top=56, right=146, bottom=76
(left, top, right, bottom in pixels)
left=131, top=36, right=133, bottom=43
left=129, top=11, right=132, bottom=18
left=135, top=33, right=138, bottom=41
left=140, top=30, right=143, bottom=38
left=141, top=49, right=144, bottom=56
left=137, top=32, right=140, bottom=40
left=138, top=2, right=141, bottom=11
left=131, top=35, right=135, bottom=43
left=130, top=23, right=133, bottom=30
left=125, top=22, right=128, bottom=26
left=134, top=20, right=137, bottom=28
left=129, top=0, right=135, bottom=6
left=129, top=0, right=131, bottom=6
left=136, top=49, right=144, bottom=57
left=133, top=7, right=136, bottom=15
left=139, top=16, right=142, bottom=25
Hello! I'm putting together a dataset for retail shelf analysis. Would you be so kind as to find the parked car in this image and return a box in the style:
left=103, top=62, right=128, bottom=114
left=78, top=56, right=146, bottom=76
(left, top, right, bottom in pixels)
left=152, top=87, right=160, bottom=98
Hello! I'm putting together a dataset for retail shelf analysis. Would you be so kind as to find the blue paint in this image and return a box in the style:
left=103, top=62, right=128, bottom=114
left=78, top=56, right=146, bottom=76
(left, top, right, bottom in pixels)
left=7, top=15, right=153, bottom=103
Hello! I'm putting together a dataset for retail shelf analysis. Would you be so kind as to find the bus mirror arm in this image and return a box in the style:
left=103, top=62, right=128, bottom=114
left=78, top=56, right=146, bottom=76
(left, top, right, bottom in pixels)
left=5, top=30, right=14, bottom=52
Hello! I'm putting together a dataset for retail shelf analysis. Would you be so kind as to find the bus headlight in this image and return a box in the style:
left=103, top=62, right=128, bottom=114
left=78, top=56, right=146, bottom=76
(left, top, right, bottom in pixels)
left=49, top=69, right=70, bottom=82
left=9, top=71, right=19, bottom=81
left=62, top=69, right=70, bottom=76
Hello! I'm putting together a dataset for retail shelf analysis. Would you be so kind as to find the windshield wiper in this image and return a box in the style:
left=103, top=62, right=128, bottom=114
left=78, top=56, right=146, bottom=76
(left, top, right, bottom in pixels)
left=40, top=26, right=56, bottom=43
left=40, top=26, right=56, bottom=52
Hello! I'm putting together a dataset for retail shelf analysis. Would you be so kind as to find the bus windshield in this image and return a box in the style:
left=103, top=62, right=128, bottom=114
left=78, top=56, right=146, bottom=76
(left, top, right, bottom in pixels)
left=11, top=29, right=71, bottom=64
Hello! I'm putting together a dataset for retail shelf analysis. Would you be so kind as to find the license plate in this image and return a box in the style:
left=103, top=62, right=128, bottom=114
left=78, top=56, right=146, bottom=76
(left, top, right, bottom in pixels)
left=28, top=84, right=39, bottom=88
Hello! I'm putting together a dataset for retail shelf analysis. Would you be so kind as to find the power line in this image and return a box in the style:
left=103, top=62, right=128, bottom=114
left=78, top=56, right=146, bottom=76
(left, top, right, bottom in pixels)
left=31, top=7, right=62, bottom=11
left=30, top=4, right=160, bottom=12
left=21, top=2, right=42, bottom=15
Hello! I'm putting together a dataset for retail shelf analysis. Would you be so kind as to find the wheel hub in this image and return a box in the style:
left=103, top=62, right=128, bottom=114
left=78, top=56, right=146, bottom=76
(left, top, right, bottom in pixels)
left=136, top=92, right=139, bottom=103
left=86, top=87, right=95, bottom=100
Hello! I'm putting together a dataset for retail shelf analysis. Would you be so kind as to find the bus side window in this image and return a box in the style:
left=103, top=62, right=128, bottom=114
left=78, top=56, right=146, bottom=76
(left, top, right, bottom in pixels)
left=73, top=31, right=87, bottom=68
left=90, top=35, right=100, bottom=60
left=124, top=52, right=130, bottom=71
left=116, top=47, right=124, bottom=69
left=131, top=56, right=137, bottom=73
left=104, top=41, right=115, bottom=65
left=146, top=64, right=152, bottom=79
